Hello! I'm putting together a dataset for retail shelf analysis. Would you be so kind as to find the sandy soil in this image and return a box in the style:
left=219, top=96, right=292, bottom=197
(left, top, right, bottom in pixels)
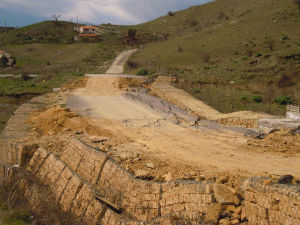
left=28, top=50, right=300, bottom=182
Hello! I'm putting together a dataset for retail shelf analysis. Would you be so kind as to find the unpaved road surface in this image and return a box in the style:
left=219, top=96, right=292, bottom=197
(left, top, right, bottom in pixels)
left=105, top=49, right=137, bottom=74
left=65, top=50, right=300, bottom=178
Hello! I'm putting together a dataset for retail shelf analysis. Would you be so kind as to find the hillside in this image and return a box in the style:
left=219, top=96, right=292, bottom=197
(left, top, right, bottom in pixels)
left=126, top=0, right=300, bottom=115
left=0, top=21, right=76, bottom=44
left=0, top=21, right=127, bottom=132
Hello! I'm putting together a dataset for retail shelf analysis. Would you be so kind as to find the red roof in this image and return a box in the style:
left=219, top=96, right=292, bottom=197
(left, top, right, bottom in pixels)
left=79, top=33, right=98, bottom=37
left=81, top=26, right=97, bottom=29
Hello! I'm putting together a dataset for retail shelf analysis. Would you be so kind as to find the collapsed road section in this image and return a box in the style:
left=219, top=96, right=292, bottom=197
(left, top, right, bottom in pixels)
left=1, top=50, right=299, bottom=225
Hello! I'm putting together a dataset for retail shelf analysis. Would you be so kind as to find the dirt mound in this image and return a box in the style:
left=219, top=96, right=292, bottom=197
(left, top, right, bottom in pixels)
left=245, top=129, right=300, bottom=155
left=28, top=106, right=112, bottom=137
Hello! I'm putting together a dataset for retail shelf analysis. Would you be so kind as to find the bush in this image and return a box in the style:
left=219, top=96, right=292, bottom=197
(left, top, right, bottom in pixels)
left=252, top=95, right=262, bottom=103
left=240, top=96, right=248, bottom=101
left=193, top=87, right=201, bottom=93
left=128, top=29, right=137, bottom=39
left=202, top=53, right=211, bottom=63
left=190, top=20, right=198, bottom=27
left=267, top=39, right=275, bottom=51
left=21, top=73, right=31, bottom=81
left=246, top=49, right=254, bottom=57
left=255, top=53, right=262, bottom=58
left=127, top=60, right=139, bottom=69
left=137, top=69, right=148, bottom=75
left=218, top=12, right=229, bottom=20
left=274, top=96, right=293, bottom=105
left=168, top=11, right=174, bottom=16
left=178, top=46, right=183, bottom=52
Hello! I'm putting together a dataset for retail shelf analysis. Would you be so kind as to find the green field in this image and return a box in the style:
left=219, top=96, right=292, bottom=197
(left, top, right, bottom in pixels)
left=0, top=22, right=126, bottom=132
left=126, top=0, right=300, bottom=115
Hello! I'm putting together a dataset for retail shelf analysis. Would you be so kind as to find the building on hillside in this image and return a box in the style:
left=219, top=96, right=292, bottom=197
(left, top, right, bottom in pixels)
left=78, top=33, right=99, bottom=41
left=79, top=26, right=98, bottom=34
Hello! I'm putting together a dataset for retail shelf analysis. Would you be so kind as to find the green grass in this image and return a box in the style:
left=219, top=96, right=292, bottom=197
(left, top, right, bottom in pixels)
left=0, top=21, right=76, bottom=44
left=125, top=0, right=300, bottom=115
left=0, top=23, right=126, bottom=132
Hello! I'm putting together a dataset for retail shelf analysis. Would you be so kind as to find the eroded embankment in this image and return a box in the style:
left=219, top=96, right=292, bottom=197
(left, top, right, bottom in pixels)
left=148, top=76, right=276, bottom=128
left=1, top=74, right=300, bottom=225
left=2, top=134, right=300, bottom=225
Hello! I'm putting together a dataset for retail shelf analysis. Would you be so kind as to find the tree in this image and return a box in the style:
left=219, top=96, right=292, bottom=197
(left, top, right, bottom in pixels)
left=50, top=15, right=61, bottom=22
left=128, top=29, right=137, bottom=39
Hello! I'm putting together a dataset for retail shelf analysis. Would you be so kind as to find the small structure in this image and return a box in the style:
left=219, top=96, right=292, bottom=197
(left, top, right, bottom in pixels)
left=79, top=26, right=98, bottom=34
left=74, top=25, right=100, bottom=42
left=258, top=104, right=300, bottom=134
left=286, top=104, right=300, bottom=120
left=78, top=33, right=99, bottom=42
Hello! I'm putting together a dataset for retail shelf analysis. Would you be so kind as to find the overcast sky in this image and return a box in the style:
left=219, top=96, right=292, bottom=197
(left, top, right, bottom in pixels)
left=0, top=0, right=211, bottom=27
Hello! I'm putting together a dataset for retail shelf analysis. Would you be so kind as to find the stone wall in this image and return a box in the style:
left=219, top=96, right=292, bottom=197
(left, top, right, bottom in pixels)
left=2, top=135, right=300, bottom=225
left=241, top=177, right=300, bottom=225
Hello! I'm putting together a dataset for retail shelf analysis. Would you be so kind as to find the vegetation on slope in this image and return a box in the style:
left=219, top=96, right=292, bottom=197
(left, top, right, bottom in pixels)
left=0, top=21, right=76, bottom=44
left=126, top=0, right=300, bottom=115
left=0, top=21, right=126, bottom=132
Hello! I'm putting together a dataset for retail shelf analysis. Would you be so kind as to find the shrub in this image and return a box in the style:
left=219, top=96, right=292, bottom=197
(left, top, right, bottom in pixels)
left=193, top=87, right=201, bottom=93
left=246, top=49, right=254, bottom=57
left=21, top=73, right=31, bottom=81
left=190, top=20, right=198, bottom=27
left=242, top=57, right=248, bottom=60
left=252, top=95, right=262, bottom=103
left=163, top=33, right=170, bottom=40
left=240, top=96, right=248, bottom=101
left=127, top=60, right=139, bottom=69
left=168, top=11, right=174, bottom=16
left=281, top=35, right=289, bottom=40
left=256, top=53, right=262, bottom=58
left=178, top=46, right=183, bottom=52
left=202, top=53, right=211, bottom=63
left=137, top=68, right=148, bottom=75
left=128, top=29, right=137, bottom=39
left=274, top=96, right=293, bottom=105
left=218, top=12, right=229, bottom=20
left=267, top=39, right=275, bottom=51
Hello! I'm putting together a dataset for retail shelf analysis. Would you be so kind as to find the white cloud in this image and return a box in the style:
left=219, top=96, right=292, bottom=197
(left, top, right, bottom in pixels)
left=0, top=0, right=211, bottom=25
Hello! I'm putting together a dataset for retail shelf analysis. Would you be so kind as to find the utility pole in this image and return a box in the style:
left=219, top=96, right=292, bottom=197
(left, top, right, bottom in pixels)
left=4, top=21, right=7, bottom=33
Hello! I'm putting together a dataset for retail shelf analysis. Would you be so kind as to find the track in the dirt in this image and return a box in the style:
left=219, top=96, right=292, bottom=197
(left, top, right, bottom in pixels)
left=65, top=50, right=300, bottom=178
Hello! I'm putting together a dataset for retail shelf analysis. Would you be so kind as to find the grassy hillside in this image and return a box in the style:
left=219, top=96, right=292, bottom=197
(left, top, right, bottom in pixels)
left=0, top=21, right=127, bottom=132
left=0, top=21, right=76, bottom=44
left=126, top=0, right=300, bottom=115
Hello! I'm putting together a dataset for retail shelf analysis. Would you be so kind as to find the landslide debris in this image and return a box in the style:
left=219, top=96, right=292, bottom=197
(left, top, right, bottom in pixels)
left=28, top=105, right=112, bottom=137
left=245, top=129, right=300, bottom=155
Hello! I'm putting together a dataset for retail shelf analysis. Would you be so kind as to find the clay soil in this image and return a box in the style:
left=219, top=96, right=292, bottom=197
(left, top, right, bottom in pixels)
left=27, top=78, right=300, bottom=185
left=26, top=50, right=300, bottom=186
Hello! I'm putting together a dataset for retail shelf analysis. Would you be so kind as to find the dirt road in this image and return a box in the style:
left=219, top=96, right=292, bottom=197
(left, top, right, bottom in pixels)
left=65, top=50, right=300, bottom=178
left=105, top=49, right=137, bottom=74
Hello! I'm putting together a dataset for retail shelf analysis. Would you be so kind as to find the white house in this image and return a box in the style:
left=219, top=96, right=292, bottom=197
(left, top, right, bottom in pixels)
left=79, top=26, right=97, bottom=34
